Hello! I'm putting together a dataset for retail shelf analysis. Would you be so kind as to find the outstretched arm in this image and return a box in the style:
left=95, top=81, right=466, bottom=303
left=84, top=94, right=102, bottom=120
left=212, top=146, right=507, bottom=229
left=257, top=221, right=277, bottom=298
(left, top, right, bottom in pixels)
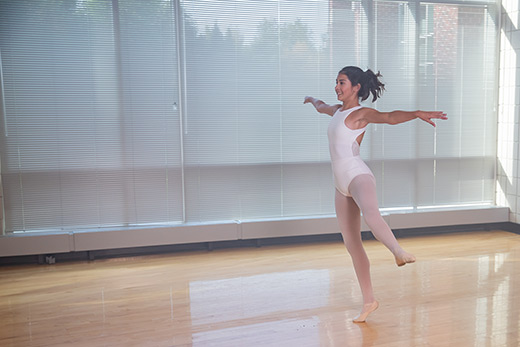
left=361, top=108, right=448, bottom=127
left=303, top=96, right=341, bottom=117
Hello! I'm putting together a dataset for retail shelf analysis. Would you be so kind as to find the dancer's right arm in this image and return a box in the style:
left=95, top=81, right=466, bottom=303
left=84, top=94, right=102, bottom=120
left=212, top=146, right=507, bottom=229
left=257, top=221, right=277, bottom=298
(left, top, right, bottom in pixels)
left=303, top=96, right=341, bottom=117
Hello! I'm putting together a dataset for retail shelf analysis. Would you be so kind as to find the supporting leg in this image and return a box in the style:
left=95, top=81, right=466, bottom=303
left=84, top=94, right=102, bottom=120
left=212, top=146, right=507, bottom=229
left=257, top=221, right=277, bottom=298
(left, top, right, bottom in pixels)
left=335, top=189, right=379, bottom=322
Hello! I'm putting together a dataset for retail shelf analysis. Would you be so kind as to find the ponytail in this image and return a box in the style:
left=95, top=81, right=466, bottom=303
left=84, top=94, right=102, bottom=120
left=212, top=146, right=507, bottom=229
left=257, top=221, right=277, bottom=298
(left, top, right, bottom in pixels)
left=338, top=66, right=385, bottom=102
left=362, top=69, right=385, bottom=102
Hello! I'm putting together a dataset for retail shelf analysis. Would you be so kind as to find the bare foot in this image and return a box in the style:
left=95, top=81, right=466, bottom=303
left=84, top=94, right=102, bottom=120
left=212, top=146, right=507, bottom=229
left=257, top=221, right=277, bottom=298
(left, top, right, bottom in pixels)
left=352, top=301, right=379, bottom=323
left=395, top=251, right=416, bottom=267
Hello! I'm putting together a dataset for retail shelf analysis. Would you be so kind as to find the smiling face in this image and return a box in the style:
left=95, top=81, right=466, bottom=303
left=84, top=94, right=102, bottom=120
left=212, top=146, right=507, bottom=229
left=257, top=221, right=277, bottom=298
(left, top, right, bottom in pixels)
left=335, top=73, right=360, bottom=104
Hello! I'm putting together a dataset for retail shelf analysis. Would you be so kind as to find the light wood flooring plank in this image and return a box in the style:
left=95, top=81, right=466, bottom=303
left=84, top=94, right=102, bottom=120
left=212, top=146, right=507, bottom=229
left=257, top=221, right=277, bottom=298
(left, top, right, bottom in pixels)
left=1, top=230, right=519, bottom=346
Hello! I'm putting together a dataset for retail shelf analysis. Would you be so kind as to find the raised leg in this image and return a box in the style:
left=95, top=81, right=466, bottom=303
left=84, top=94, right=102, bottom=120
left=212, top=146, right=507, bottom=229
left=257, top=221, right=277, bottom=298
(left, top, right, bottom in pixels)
left=348, top=174, right=416, bottom=267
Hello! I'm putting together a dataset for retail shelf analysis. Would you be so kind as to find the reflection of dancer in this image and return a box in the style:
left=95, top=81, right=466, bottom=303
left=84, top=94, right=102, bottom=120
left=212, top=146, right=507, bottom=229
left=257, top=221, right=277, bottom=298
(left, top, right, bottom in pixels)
left=304, top=66, right=447, bottom=323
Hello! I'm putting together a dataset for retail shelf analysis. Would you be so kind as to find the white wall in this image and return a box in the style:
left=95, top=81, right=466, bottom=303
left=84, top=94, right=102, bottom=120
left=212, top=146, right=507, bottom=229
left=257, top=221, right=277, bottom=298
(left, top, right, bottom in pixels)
left=497, top=0, right=520, bottom=222
left=0, top=207, right=509, bottom=257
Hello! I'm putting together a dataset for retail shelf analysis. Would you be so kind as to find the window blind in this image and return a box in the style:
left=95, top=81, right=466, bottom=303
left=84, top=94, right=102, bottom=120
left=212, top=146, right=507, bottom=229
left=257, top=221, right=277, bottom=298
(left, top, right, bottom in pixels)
left=0, top=0, right=498, bottom=233
left=0, top=0, right=183, bottom=232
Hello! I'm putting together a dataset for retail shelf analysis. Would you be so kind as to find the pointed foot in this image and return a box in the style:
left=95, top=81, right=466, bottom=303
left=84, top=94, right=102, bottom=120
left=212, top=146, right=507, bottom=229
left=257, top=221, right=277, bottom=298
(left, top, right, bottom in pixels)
left=395, top=251, right=416, bottom=267
left=352, top=301, right=379, bottom=323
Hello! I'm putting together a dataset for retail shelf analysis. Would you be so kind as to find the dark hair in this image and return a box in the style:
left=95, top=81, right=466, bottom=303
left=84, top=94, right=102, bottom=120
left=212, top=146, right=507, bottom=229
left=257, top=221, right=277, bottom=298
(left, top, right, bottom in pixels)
left=338, top=66, right=385, bottom=102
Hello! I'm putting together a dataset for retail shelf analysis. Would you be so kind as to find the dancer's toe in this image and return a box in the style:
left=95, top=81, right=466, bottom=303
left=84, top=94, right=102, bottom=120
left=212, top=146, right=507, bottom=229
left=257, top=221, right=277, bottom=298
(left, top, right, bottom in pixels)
left=352, top=301, right=379, bottom=323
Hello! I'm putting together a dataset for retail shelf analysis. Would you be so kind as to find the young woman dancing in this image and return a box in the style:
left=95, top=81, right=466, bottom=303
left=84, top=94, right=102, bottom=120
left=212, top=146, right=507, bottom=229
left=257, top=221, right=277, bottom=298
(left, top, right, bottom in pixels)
left=304, top=66, right=447, bottom=323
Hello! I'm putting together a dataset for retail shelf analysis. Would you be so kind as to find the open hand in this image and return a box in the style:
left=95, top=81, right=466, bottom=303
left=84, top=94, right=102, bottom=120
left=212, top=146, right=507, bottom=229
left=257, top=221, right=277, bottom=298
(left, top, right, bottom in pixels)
left=417, top=111, right=448, bottom=127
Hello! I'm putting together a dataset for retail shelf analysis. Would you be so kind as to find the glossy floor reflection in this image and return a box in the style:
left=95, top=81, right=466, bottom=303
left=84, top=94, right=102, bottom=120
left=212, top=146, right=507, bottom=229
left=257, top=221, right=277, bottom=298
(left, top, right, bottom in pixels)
left=1, top=230, right=520, bottom=346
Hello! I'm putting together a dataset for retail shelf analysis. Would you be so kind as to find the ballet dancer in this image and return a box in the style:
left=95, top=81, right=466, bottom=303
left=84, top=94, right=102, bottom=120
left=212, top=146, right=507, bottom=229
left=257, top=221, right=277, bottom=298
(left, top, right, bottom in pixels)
left=304, top=66, right=447, bottom=323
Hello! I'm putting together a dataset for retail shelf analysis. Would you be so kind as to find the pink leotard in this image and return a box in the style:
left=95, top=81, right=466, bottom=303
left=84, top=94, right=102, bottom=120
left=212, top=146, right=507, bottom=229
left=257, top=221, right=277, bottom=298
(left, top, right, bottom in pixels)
left=327, top=106, right=375, bottom=197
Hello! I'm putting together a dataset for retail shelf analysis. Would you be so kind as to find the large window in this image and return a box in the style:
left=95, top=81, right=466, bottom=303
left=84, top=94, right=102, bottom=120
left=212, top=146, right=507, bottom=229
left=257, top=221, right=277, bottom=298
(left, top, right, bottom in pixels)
left=0, top=0, right=498, bottom=233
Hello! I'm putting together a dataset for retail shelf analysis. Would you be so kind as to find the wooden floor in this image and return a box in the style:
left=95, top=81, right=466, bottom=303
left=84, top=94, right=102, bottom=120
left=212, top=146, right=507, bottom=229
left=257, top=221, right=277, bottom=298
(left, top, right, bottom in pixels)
left=1, top=230, right=520, bottom=347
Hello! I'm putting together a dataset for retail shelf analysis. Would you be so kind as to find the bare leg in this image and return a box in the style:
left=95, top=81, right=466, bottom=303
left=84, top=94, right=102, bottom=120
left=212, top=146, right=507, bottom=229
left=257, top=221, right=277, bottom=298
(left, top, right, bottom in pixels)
left=335, top=189, right=378, bottom=322
left=348, top=174, right=416, bottom=267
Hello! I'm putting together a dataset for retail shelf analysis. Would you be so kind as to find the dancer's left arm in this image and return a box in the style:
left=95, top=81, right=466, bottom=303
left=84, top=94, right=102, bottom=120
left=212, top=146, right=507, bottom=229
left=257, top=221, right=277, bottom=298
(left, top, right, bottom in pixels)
left=361, top=109, right=448, bottom=127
